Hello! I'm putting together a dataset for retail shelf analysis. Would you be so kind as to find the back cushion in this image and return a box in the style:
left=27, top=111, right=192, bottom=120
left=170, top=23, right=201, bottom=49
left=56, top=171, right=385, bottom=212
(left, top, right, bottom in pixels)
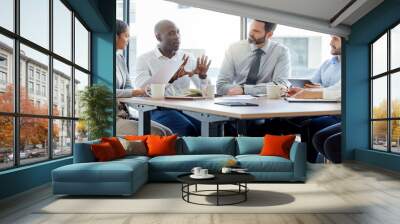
left=73, top=140, right=100, bottom=163
left=236, top=137, right=263, bottom=155
left=181, top=137, right=235, bottom=155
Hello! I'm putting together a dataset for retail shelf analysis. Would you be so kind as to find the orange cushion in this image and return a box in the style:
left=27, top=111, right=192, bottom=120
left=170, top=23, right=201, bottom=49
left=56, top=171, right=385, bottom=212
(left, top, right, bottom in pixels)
left=101, top=137, right=126, bottom=158
left=259, top=134, right=296, bottom=159
left=124, top=135, right=149, bottom=142
left=91, top=142, right=117, bottom=162
left=146, top=135, right=177, bottom=157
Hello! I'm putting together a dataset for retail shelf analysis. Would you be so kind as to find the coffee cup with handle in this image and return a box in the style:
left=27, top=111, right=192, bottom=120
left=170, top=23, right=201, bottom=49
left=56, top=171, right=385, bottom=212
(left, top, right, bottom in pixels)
left=145, top=84, right=166, bottom=99
left=191, top=167, right=202, bottom=176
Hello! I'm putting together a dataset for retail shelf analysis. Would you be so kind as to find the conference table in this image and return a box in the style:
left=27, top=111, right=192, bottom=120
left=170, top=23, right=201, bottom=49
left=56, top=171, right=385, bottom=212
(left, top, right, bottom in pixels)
left=119, top=96, right=341, bottom=137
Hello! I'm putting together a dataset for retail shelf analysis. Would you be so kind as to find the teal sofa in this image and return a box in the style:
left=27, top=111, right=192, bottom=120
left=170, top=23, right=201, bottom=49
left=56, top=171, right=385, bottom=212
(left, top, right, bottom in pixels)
left=52, top=137, right=306, bottom=196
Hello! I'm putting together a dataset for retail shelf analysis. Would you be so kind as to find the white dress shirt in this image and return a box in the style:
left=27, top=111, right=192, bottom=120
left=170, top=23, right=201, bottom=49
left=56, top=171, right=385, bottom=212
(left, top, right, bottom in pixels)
left=311, top=56, right=341, bottom=88
left=217, top=40, right=291, bottom=95
left=135, top=48, right=209, bottom=96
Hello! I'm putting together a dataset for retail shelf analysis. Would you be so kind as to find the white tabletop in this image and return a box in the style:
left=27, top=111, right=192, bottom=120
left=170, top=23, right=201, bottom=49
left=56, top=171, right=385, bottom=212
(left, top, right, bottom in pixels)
left=119, top=96, right=341, bottom=119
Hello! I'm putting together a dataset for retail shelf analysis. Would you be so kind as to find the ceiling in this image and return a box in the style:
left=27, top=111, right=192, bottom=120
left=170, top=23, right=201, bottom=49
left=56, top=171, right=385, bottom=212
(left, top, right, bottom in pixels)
left=167, top=0, right=384, bottom=37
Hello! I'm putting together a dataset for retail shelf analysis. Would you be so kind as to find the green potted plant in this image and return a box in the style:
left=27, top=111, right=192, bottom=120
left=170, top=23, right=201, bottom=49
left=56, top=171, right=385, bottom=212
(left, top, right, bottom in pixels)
left=79, top=84, right=113, bottom=140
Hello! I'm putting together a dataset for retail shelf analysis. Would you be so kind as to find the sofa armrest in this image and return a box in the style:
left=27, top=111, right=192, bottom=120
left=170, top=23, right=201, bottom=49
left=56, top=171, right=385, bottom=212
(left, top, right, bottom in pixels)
left=73, top=140, right=100, bottom=163
left=289, top=142, right=307, bottom=181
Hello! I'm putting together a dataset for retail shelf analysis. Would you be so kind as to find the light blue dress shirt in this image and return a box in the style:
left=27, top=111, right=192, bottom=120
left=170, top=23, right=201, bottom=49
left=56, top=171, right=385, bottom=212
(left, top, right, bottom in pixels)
left=311, top=56, right=341, bottom=88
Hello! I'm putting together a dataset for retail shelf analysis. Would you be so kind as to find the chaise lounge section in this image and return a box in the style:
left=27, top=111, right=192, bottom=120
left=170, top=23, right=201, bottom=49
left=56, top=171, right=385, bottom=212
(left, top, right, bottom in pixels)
left=52, top=137, right=306, bottom=196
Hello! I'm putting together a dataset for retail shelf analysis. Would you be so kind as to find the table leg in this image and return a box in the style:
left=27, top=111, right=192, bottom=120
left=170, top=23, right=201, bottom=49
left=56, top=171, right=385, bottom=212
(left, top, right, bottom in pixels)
left=183, top=111, right=231, bottom=137
left=237, top=120, right=247, bottom=136
left=138, top=110, right=151, bottom=135
left=217, top=184, right=220, bottom=206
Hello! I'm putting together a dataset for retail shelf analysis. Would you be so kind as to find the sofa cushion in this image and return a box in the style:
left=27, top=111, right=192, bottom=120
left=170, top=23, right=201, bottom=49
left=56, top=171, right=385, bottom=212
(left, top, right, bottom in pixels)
left=236, top=155, right=293, bottom=172
left=147, top=135, right=178, bottom=157
left=149, top=154, right=235, bottom=172
left=74, top=140, right=100, bottom=163
left=236, top=137, right=263, bottom=155
left=53, top=158, right=147, bottom=183
left=260, top=134, right=296, bottom=159
left=91, top=142, right=118, bottom=161
left=180, top=137, right=235, bottom=155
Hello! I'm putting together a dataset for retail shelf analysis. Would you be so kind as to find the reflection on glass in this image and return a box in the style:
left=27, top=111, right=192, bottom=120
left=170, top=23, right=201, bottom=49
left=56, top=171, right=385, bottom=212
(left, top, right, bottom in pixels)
left=0, top=0, right=14, bottom=31
left=0, top=35, right=14, bottom=113
left=20, top=117, right=49, bottom=165
left=74, top=69, right=89, bottom=118
left=372, top=121, right=388, bottom=151
left=75, top=18, right=89, bottom=70
left=53, top=0, right=72, bottom=60
left=53, top=119, right=72, bottom=158
left=391, top=24, right=400, bottom=70
left=116, top=0, right=124, bottom=20
left=53, top=59, right=72, bottom=117
left=372, top=77, right=387, bottom=119
left=0, top=116, right=13, bottom=170
left=391, top=72, right=400, bottom=118
left=75, top=120, right=88, bottom=143
left=372, top=34, right=387, bottom=76
left=20, top=44, right=49, bottom=115
left=20, top=0, right=49, bottom=49
left=391, top=120, right=400, bottom=153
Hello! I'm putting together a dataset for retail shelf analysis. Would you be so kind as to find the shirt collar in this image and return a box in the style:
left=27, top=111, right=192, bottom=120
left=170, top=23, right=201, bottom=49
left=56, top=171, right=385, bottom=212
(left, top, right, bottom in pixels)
left=331, top=56, right=340, bottom=64
left=249, top=41, right=269, bottom=54
left=154, top=48, right=164, bottom=58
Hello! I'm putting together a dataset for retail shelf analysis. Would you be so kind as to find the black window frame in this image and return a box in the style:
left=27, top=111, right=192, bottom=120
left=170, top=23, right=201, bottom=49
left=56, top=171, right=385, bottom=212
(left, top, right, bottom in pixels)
left=370, top=20, right=400, bottom=154
left=0, top=0, right=92, bottom=171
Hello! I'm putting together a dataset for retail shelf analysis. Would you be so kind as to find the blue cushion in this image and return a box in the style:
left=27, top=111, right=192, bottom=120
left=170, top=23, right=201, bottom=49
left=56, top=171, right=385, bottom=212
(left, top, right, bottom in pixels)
left=149, top=154, right=235, bottom=172
left=180, top=137, right=235, bottom=155
left=236, top=155, right=293, bottom=172
left=236, top=137, right=263, bottom=155
left=73, top=140, right=100, bottom=163
left=53, top=159, right=147, bottom=183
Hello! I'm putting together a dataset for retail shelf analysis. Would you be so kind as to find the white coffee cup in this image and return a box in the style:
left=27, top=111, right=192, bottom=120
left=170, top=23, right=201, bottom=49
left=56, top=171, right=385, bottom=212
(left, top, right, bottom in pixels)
left=266, top=84, right=282, bottom=99
left=221, top=167, right=232, bottom=174
left=200, top=169, right=208, bottom=176
left=191, top=167, right=202, bottom=176
left=146, top=84, right=165, bottom=99
left=203, top=84, right=215, bottom=99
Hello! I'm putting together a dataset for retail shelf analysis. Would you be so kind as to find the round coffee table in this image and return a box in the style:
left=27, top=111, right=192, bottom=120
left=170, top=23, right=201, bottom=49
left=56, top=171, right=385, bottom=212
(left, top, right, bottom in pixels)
left=177, top=173, right=255, bottom=206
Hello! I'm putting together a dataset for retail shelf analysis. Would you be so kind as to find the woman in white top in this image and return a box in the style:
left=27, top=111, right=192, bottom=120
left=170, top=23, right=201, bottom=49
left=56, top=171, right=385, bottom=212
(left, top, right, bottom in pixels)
left=115, top=20, right=171, bottom=136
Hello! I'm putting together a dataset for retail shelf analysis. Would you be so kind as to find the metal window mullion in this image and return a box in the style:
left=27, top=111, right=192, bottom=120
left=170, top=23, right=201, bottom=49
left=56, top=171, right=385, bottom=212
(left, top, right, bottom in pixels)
left=48, top=0, right=54, bottom=160
left=370, top=45, right=373, bottom=149
left=13, top=0, right=21, bottom=167
left=71, top=11, right=76, bottom=156
left=387, top=30, right=391, bottom=153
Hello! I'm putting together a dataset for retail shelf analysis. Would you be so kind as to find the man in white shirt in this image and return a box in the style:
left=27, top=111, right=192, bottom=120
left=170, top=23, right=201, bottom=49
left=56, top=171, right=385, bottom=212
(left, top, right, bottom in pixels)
left=135, top=20, right=211, bottom=136
left=217, top=20, right=291, bottom=96
left=288, top=35, right=342, bottom=100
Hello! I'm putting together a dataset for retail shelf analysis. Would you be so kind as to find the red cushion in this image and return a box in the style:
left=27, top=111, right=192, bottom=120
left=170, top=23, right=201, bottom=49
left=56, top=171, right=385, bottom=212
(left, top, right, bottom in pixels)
left=259, top=134, right=296, bottom=159
left=146, top=135, right=177, bottom=157
left=91, top=142, right=117, bottom=161
left=101, top=137, right=126, bottom=158
left=124, top=135, right=149, bottom=142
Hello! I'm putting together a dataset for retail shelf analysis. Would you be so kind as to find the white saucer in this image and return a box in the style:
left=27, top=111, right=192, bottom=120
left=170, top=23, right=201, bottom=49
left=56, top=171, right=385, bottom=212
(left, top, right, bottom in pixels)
left=190, top=174, right=215, bottom=179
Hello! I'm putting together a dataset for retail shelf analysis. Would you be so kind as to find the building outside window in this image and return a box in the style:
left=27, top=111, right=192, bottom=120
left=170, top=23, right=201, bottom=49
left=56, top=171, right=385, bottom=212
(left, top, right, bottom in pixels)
left=0, top=0, right=91, bottom=170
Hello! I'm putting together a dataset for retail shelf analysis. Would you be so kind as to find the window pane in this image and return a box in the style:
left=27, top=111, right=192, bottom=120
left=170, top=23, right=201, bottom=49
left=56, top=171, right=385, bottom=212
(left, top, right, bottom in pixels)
left=0, top=35, right=14, bottom=112
left=20, top=44, right=49, bottom=115
left=0, top=116, right=13, bottom=170
left=372, top=77, right=387, bottom=119
left=20, top=117, right=49, bottom=165
left=53, top=59, right=72, bottom=117
left=75, top=18, right=89, bottom=70
left=20, top=0, right=49, bottom=49
left=0, top=0, right=14, bottom=31
left=74, top=69, right=89, bottom=118
left=75, top=120, right=88, bottom=143
left=372, top=34, right=387, bottom=76
left=116, top=0, right=124, bottom=20
left=391, top=120, right=400, bottom=153
left=129, top=0, right=240, bottom=85
left=53, top=0, right=72, bottom=60
left=372, top=121, right=388, bottom=151
left=53, top=119, right=72, bottom=157
left=391, top=24, right=400, bottom=70
left=391, top=72, right=400, bottom=118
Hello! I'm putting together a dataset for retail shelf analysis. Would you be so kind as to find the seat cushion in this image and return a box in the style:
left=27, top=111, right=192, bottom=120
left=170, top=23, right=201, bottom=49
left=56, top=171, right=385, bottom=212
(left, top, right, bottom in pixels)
left=52, top=158, right=147, bottom=183
left=236, top=155, right=293, bottom=172
left=149, top=154, right=235, bottom=172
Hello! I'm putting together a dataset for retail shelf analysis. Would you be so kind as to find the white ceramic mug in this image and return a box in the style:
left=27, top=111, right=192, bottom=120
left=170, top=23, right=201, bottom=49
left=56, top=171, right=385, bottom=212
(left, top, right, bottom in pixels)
left=266, top=84, right=282, bottom=99
left=221, top=167, right=232, bottom=174
left=191, top=167, right=202, bottom=176
left=146, top=84, right=166, bottom=99
left=200, top=169, right=208, bottom=176
left=203, top=84, right=215, bottom=99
